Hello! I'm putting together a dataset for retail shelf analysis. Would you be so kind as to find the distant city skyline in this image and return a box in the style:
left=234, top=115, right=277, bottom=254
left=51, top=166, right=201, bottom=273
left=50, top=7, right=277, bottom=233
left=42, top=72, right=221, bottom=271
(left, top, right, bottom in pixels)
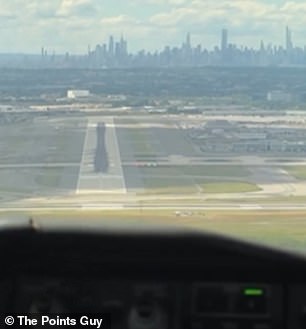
left=1, top=0, right=306, bottom=54
left=1, top=25, right=306, bottom=68
left=39, top=25, right=300, bottom=57
left=80, top=26, right=305, bottom=68
left=87, top=25, right=301, bottom=56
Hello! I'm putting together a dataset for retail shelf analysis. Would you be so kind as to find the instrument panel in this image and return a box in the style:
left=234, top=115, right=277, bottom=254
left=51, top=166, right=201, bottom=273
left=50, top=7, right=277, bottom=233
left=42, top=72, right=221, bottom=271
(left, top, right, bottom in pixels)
left=4, top=279, right=288, bottom=329
left=1, top=227, right=306, bottom=328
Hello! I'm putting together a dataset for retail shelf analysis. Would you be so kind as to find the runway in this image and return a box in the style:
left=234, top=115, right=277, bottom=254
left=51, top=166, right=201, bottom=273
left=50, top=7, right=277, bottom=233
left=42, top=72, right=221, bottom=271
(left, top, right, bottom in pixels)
left=77, top=117, right=126, bottom=194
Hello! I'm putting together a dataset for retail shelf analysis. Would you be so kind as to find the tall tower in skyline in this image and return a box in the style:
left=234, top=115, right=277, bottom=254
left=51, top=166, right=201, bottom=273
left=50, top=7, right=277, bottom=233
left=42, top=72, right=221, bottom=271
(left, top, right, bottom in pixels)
left=286, top=26, right=293, bottom=52
left=120, top=34, right=128, bottom=56
left=221, top=28, right=228, bottom=52
left=186, top=32, right=191, bottom=49
left=109, top=35, right=114, bottom=56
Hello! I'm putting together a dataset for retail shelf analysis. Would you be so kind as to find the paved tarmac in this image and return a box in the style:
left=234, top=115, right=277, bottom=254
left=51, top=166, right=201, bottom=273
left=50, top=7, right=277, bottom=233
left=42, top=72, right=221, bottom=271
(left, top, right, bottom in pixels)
left=77, top=117, right=126, bottom=194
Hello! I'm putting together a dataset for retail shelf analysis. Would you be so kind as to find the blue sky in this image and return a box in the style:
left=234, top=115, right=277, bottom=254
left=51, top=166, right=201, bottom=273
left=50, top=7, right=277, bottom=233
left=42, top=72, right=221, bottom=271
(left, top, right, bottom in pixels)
left=1, top=0, right=306, bottom=54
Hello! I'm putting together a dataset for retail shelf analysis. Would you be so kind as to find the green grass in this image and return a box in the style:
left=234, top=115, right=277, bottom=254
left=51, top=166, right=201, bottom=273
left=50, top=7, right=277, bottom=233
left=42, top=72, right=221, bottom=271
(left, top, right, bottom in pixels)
left=125, top=127, right=148, bottom=140
left=45, top=125, right=85, bottom=163
left=138, top=167, right=181, bottom=176
left=179, top=165, right=249, bottom=177
left=138, top=165, right=249, bottom=178
left=124, top=127, right=158, bottom=157
left=142, top=186, right=198, bottom=194
left=133, top=141, right=156, bottom=155
left=140, top=175, right=259, bottom=195
left=141, top=177, right=197, bottom=194
left=285, top=166, right=306, bottom=180
left=207, top=195, right=306, bottom=204
left=35, top=169, right=62, bottom=188
left=133, top=154, right=157, bottom=158
left=0, top=118, right=85, bottom=164
left=199, top=181, right=261, bottom=193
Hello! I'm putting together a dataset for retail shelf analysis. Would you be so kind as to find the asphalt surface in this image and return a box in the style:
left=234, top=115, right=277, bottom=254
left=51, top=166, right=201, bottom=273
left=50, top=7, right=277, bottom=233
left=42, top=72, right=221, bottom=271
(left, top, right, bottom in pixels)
left=94, top=123, right=109, bottom=173
left=77, top=117, right=126, bottom=194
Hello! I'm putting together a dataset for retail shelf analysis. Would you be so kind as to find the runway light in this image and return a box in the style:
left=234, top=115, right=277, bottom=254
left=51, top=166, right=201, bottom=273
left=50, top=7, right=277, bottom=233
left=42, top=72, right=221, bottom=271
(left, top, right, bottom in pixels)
left=243, top=288, right=264, bottom=296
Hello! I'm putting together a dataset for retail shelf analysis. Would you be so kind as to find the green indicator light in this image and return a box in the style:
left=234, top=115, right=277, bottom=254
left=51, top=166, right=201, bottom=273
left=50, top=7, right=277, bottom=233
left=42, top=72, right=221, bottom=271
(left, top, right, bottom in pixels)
left=244, top=288, right=264, bottom=296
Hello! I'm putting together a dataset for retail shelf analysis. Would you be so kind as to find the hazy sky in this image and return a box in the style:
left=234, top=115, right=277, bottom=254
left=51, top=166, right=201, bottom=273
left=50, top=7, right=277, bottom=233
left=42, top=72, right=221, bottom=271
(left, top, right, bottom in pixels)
left=1, top=0, right=306, bottom=54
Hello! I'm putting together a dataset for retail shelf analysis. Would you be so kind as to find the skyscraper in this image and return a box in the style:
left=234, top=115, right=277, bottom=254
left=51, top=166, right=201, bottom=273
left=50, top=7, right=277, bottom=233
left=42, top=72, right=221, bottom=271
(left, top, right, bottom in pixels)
left=186, top=32, right=191, bottom=49
left=221, top=29, right=228, bottom=52
left=286, top=26, right=293, bottom=52
left=109, top=36, right=114, bottom=56
left=120, top=35, right=128, bottom=57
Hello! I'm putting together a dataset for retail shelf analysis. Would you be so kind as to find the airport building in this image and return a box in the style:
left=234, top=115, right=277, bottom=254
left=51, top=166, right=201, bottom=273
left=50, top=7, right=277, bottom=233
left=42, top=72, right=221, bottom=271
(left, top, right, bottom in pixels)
left=67, top=90, right=90, bottom=99
left=188, top=119, right=306, bottom=155
left=267, top=91, right=292, bottom=103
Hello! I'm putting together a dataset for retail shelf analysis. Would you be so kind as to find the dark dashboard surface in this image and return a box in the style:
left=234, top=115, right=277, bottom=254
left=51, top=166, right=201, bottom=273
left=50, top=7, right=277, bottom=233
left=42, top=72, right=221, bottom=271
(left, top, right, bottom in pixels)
left=1, top=222, right=306, bottom=329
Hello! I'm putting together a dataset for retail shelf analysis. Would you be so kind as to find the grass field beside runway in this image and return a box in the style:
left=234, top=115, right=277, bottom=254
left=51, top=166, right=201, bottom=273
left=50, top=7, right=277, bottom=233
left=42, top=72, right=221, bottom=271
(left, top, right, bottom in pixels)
left=141, top=176, right=199, bottom=194
left=116, top=119, right=163, bottom=159
left=125, top=128, right=154, bottom=154
left=4, top=209, right=306, bottom=254
left=206, top=195, right=306, bottom=203
left=285, top=166, right=306, bottom=180
left=140, top=176, right=260, bottom=194
left=116, top=117, right=201, bottom=162
left=200, top=181, right=261, bottom=193
left=0, top=117, right=87, bottom=199
left=46, top=125, right=86, bottom=163
left=0, top=166, right=80, bottom=196
left=136, top=164, right=258, bottom=194
left=115, top=117, right=257, bottom=194
left=137, top=165, right=249, bottom=177
left=35, top=168, right=62, bottom=187
left=0, top=118, right=86, bottom=164
left=179, top=165, right=250, bottom=176
left=152, top=124, right=200, bottom=157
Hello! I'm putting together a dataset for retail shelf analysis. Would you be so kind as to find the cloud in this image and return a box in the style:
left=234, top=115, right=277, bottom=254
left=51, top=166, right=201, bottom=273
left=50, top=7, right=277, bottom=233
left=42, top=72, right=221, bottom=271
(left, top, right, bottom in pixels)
left=100, top=15, right=137, bottom=26
left=147, top=0, right=306, bottom=48
left=150, top=0, right=276, bottom=27
left=132, top=0, right=187, bottom=4
left=56, top=0, right=97, bottom=17
left=0, top=0, right=304, bottom=53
